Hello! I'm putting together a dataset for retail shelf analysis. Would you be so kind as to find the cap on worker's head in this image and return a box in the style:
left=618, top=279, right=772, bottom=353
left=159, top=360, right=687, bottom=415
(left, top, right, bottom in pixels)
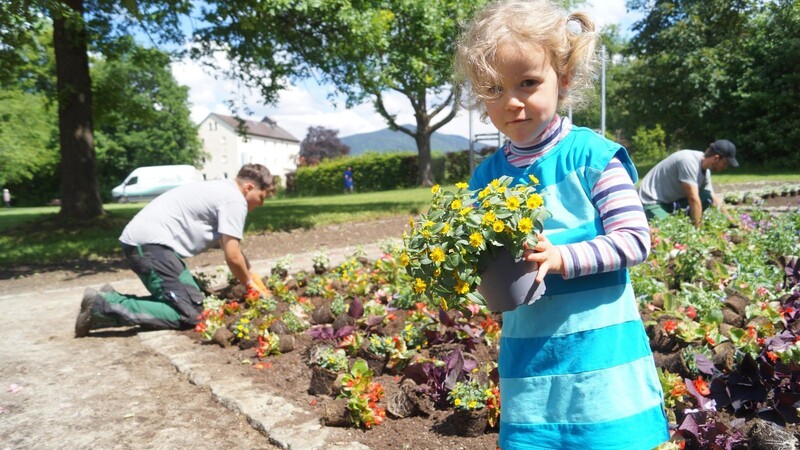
left=709, top=139, right=739, bottom=168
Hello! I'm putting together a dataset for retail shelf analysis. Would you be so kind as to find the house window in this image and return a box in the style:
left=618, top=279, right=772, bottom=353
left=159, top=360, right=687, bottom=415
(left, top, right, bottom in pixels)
left=223, top=172, right=228, bottom=179
left=208, top=122, right=217, bottom=131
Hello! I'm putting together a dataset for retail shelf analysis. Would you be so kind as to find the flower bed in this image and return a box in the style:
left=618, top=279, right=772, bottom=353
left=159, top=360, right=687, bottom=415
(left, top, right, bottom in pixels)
left=189, top=206, right=800, bottom=449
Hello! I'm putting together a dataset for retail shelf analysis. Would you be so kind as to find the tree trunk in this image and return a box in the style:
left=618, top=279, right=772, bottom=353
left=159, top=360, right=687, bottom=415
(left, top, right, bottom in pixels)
left=415, top=125, right=434, bottom=187
left=52, top=0, right=104, bottom=219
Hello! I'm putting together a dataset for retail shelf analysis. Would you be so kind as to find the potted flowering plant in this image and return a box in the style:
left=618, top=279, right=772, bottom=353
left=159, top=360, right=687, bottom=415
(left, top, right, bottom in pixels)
left=401, top=175, right=549, bottom=312
left=447, top=378, right=500, bottom=436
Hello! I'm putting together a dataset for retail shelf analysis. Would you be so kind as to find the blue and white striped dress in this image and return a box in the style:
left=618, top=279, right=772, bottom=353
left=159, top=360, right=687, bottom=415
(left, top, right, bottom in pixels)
left=469, top=126, right=669, bottom=449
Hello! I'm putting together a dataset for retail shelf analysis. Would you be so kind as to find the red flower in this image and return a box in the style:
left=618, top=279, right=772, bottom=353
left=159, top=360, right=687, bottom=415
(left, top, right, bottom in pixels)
left=767, top=351, right=778, bottom=363
left=705, top=334, right=716, bottom=345
left=685, top=306, right=697, bottom=320
left=693, top=377, right=710, bottom=396
left=664, top=320, right=678, bottom=334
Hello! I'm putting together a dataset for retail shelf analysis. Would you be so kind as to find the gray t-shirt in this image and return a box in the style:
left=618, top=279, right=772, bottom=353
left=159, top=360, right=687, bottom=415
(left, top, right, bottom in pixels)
left=120, top=179, right=247, bottom=257
left=637, top=150, right=713, bottom=205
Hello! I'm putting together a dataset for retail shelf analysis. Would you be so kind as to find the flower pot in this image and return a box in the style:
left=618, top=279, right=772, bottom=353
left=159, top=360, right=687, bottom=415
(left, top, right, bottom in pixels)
left=308, top=365, right=340, bottom=396
left=358, top=348, right=388, bottom=376
left=450, top=408, right=488, bottom=437
left=477, top=249, right=546, bottom=312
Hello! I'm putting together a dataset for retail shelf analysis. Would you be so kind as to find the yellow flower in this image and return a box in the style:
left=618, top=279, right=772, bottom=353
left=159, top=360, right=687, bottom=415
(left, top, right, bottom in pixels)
left=482, top=211, right=496, bottom=224
left=455, top=182, right=469, bottom=189
left=441, top=223, right=450, bottom=234
left=423, top=220, right=434, bottom=228
left=409, top=216, right=415, bottom=227
left=492, top=220, right=504, bottom=232
left=430, top=247, right=445, bottom=263
left=527, top=193, right=543, bottom=209
left=478, top=187, right=491, bottom=199
left=400, top=252, right=410, bottom=267
left=506, top=196, right=520, bottom=210
left=490, top=179, right=500, bottom=188
left=518, top=217, right=533, bottom=234
left=529, top=174, right=540, bottom=185
left=440, top=297, right=448, bottom=310
left=451, top=199, right=462, bottom=210
left=431, top=184, right=440, bottom=193
left=497, top=186, right=506, bottom=193
left=414, top=278, right=427, bottom=293
left=459, top=207, right=472, bottom=216
left=468, top=400, right=477, bottom=409
left=433, top=268, right=441, bottom=277
left=455, top=279, right=470, bottom=294
left=454, top=398, right=462, bottom=406
left=469, top=232, right=484, bottom=247
left=422, top=229, right=431, bottom=239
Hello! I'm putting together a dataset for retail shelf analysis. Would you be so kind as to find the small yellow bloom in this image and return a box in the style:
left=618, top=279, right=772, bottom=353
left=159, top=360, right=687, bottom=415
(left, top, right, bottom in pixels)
left=423, top=220, right=434, bottom=228
left=469, top=232, right=484, bottom=247
left=468, top=400, right=477, bottom=409
left=527, top=194, right=543, bottom=209
left=431, top=184, right=440, bottom=193
left=456, top=279, right=470, bottom=294
left=497, top=186, right=506, bottom=193
left=433, top=268, right=441, bottom=277
left=454, top=398, right=462, bottom=406
left=492, top=220, right=504, bottom=232
left=518, top=217, right=533, bottom=234
left=430, top=247, right=445, bottom=263
left=441, top=223, right=450, bottom=234
left=400, top=252, right=410, bottom=267
left=478, top=187, right=491, bottom=199
left=455, top=182, right=469, bottom=189
left=459, top=207, right=472, bottom=216
left=490, top=179, right=500, bottom=188
left=482, top=211, right=496, bottom=224
left=413, top=278, right=427, bottom=293
left=506, top=196, right=520, bottom=210
left=422, top=229, right=431, bottom=239
left=409, top=216, right=415, bottom=227
left=450, top=199, right=462, bottom=210
left=440, top=297, right=448, bottom=311
left=529, top=174, right=540, bottom=185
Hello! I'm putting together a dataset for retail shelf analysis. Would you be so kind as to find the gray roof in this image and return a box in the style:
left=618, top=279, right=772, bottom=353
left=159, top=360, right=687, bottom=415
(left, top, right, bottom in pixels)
left=210, top=113, right=300, bottom=143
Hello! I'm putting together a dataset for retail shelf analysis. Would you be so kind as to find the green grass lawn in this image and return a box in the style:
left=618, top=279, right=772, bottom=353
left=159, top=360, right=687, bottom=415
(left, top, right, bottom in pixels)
left=0, top=187, right=435, bottom=267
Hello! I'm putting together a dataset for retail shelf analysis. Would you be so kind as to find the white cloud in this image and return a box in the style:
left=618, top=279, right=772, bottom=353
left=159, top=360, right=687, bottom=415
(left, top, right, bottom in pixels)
left=173, top=2, right=639, bottom=141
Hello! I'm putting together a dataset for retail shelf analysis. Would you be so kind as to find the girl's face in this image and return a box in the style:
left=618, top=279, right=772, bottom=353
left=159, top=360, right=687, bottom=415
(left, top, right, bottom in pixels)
left=484, top=42, right=567, bottom=148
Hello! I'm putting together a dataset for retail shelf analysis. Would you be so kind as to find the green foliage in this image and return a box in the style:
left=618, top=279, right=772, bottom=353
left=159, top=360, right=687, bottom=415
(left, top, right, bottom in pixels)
left=629, top=125, right=668, bottom=167
left=623, top=0, right=800, bottom=167
left=292, top=152, right=445, bottom=196
left=0, top=90, right=59, bottom=187
left=195, top=0, right=487, bottom=185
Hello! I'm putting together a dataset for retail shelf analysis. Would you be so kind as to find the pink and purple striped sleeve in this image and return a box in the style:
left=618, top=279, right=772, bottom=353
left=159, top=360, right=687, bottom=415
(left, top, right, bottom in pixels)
left=558, top=157, right=651, bottom=279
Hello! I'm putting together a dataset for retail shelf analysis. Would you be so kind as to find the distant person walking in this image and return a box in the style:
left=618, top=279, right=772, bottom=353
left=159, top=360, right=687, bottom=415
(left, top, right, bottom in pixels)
left=344, top=166, right=354, bottom=194
left=2, top=189, right=10, bottom=207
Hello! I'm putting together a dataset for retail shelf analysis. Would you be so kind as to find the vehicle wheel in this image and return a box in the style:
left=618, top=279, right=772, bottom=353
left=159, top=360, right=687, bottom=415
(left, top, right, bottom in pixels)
left=118, top=196, right=129, bottom=204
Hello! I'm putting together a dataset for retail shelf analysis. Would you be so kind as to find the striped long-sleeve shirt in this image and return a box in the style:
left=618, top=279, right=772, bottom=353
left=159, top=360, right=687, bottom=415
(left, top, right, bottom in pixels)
left=505, top=117, right=650, bottom=279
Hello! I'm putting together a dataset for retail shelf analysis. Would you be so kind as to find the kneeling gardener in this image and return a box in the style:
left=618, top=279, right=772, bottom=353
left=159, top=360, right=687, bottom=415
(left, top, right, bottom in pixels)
left=75, top=163, right=273, bottom=337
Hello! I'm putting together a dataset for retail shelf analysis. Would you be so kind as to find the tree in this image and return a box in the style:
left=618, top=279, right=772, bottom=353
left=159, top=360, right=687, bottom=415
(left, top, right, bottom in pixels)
left=299, top=126, right=350, bottom=167
left=0, top=0, right=191, bottom=219
left=92, top=38, right=203, bottom=199
left=195, top=0, right=486, bottom=186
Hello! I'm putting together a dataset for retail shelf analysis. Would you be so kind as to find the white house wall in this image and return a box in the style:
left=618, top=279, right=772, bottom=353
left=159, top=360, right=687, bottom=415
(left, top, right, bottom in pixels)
left=198, top=116, right=300, bottom=186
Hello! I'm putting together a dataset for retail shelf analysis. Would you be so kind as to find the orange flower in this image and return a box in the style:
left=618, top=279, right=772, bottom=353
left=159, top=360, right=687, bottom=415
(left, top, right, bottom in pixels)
left=767, top=351, right=778, bottom=363
left=693, top=377, right=710, bottom=396
left=664, top=320, right=678, bottom=334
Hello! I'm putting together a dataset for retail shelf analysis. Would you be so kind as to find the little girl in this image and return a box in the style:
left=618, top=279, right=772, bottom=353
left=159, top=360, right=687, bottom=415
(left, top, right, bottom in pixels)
left=454, top=1, right=669, bottom=448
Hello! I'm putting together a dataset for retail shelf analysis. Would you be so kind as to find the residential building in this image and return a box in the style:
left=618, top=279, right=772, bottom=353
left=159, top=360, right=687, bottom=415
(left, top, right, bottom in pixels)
left=198, top=113, right=301, bottom=186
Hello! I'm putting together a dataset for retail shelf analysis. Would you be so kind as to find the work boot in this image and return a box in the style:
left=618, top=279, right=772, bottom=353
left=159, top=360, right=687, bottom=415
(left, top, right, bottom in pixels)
left=75, top=288, right=99, bottom=338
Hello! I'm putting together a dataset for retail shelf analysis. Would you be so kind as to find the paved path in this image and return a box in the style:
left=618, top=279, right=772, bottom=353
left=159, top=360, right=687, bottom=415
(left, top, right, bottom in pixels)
left=0, top=242, right=394, bottom=450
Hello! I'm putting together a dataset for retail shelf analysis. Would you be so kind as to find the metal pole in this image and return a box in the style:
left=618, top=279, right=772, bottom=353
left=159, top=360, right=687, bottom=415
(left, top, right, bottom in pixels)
left=468, top=108, right=475, bottom=175
left=601, top=44, right=606, bottom=137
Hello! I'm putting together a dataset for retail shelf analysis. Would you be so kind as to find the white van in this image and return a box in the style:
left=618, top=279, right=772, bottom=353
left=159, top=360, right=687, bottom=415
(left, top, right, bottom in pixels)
left=111, top=165, right=203, bottom=203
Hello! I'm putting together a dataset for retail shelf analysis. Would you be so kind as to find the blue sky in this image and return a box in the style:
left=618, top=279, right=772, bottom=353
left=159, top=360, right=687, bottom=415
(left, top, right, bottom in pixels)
left=171, top=0, right=641, bottom=141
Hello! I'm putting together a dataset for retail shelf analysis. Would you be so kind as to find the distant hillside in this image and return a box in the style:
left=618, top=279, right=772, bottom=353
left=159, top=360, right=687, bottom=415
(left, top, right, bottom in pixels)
left=342, top=125, right=492, bottom=156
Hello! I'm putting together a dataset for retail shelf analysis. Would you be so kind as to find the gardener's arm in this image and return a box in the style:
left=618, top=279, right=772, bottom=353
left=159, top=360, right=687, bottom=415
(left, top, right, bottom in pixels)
left=682, top=182, right=703, bottom=227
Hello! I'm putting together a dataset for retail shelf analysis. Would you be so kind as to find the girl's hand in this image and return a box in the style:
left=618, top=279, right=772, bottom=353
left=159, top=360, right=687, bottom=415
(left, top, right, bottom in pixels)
left=523, top=233, right=564, bottom=283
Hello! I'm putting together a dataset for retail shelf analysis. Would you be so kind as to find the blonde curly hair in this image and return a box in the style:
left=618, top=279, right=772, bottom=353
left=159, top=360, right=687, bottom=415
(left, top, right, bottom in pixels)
left=454, top=0, right=599, bottom=120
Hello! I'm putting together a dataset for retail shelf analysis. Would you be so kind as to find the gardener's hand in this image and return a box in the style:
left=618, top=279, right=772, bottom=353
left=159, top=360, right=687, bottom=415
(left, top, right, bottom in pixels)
left=247, top=272, right=269, bottom=298
left=523, top=234, right=564, bottom=283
